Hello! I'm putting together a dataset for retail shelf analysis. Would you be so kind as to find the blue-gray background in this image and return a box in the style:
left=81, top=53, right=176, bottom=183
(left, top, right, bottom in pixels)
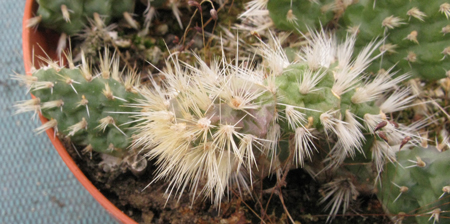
left=0, top=1, right=117, bottom=223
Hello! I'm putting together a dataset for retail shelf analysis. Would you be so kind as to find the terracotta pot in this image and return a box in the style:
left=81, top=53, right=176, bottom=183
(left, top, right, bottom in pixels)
left=22, top=1, right=137, bottom=223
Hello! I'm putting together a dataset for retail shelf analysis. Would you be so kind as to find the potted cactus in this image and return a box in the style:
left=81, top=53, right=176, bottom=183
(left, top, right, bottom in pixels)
left=19, top=0, right=450, bottom=223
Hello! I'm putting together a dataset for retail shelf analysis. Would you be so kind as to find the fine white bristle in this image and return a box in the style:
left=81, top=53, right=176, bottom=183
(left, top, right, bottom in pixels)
left=297, top=69, right=326, bottom=94
left=363, top=113, right=385, bottom=132
left=380, top=88, right=415, bottom=113
left=123, top=12, right=139, bottom=30
left=35, top=118, right=58, bottom=135
left=300, top=28, right=336, bottom=71
left=14, top=98, right=41, bottom=115
left=332, top=38, right=383, bottom=96
left=352, top=69, right=409, bottom=104
left=293, top=127, right=317, bottom=167
left=257, top=31, right=291, bottom=76
left=440, top=3, right=450, bottom=19
left=41, top=100, right=64, bottom=110
left=284, top=105, right=307, bottom=130
left=371, top=140, right=396, bottom=180
left=60, top=5, right=71, bottom=22
left=67, top=118, right=88, bottom=136
left=170, top=0, right=183, bottom=29
left=320, top=110, right=339, bottom=137
left=99, top=48, right=112, bottom=79
left=239, top=0, right=268, bottom=18
left=319, top=178, right=359, bottom=223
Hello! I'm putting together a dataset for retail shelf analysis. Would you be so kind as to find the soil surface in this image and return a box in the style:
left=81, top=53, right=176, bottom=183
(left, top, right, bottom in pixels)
left=65, top=141, right=391, bottom=224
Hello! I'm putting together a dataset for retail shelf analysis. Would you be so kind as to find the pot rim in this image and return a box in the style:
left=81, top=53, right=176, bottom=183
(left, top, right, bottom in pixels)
left=22, top=1, right=137, bottom=223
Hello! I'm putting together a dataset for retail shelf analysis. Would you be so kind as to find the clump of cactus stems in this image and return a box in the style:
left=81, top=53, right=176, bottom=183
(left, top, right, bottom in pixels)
left=17, top=27, right=429, bottom=221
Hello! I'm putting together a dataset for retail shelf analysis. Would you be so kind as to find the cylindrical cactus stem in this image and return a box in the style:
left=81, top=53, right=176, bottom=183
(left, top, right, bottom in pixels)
left=15, top=52, right=142, bottom=160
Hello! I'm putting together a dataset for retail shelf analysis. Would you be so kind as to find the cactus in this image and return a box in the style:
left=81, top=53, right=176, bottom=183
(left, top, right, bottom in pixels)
left=33, top=0, right=135, bottom=35
left=339, top=0, right=450, bottom=80
left=266, top=0, right=450, bottom=80
left=128, top=30, right=421, bottom=208
left=378, top=146, right=450, bottom=224
left=266, top=0, right=335, bottom=32
left=15, top=51, right=141, bottom=159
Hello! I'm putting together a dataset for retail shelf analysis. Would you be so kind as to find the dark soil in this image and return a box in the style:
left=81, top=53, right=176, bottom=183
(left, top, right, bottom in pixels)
left=65, top=141, right=391, bottom=224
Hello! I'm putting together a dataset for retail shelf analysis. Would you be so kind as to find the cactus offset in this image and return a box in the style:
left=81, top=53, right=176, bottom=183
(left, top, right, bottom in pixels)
left=17, top=52, right=141, bottom=158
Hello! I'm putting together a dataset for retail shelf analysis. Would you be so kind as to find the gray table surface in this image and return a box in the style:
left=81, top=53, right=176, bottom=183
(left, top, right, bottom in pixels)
left=0, top=1, right=118, bottom=223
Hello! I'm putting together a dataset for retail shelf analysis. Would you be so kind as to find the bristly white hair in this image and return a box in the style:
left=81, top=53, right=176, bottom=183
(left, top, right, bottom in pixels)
left=319, top=178, right=359, bottom=223
left=299, top=28, right=337, bottom=70
left=363, top=113, right=385, bottom=133
left=239, top=0, right=269, bottom=18
left=234, top=14, right=274, bottom=35
left=323, top=110, right=365, bottom=169
left=320, top=110, right=340, bottom=137
left=257, top=31, right=292, bottom=76
left=297, top=69, right=327, bottom=94
left=352, top=67, right=410, bottom=104
left=371, top=140, right=396, bottom=181
left=341, top=110, right=365, bottom=156
left=380, top=87, right=415, bottom=113
left=264, top=122, right=281, bottom=163
left=294, top=127, right=317, bottom=167
left=283, top=105, right=307, bottom=130
left=331, top=38, right=383, bottom=97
